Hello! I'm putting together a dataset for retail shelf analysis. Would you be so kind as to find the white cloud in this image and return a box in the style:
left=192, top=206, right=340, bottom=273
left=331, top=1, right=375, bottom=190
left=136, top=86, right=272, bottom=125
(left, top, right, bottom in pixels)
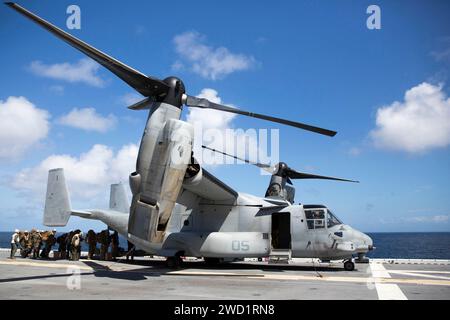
left=29, top=58, right=105, bottom=87
left=370, top=82, right=450, bottom=153
left=380, top=214, right=450, bottom=224
left=187, top=88, right=236, bottom=163
left=348, top=147, right=361, bottom=156
left=49, top=85, right=65, bottom=95
left=187, top=88, right=237, bottom=130
left=255, top=36, right=268, bottom=44
left=12, top=143, right=138, bottom=201
left=57, top=108, right=117, bottom=133
left=431, top=37, right=450, bottom=64
left=432, top=48, right=450, bottom=64
left=134, top=25, right=146, bottom=35
left=173, top=31, right=256, bottom=80
left=406, top=215, right=450, bottom=223
left=0, top=96, right=50, bottom=160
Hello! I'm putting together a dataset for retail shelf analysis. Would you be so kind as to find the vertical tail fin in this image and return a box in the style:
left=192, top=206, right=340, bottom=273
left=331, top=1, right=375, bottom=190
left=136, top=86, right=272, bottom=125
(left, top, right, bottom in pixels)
left=43, top=168, right=71, bottom=226
left=109, top=183, right=129, bottom=213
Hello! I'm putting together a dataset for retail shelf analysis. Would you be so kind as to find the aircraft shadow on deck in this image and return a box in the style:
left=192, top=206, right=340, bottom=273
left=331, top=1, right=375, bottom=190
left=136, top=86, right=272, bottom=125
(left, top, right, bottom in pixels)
left=0, top=271, right=94, bottom=284
left=0, top=256, right=352, bottom=285
left=79, top=258, right=348, bottom=282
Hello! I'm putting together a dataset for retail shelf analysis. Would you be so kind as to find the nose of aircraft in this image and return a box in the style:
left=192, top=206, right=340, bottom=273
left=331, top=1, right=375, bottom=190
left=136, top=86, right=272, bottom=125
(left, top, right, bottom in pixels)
left=363, top=233, right=374, bottom=251
left=349, top=227, right=374, bottom=253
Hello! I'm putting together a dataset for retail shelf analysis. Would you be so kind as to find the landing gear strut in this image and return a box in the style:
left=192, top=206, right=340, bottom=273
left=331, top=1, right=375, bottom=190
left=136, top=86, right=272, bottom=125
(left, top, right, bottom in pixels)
left=343, top=259, right=355, bottom=271
left=166, top=256, right=183, bottom=269
left=355, top=253, right=370, bottom=263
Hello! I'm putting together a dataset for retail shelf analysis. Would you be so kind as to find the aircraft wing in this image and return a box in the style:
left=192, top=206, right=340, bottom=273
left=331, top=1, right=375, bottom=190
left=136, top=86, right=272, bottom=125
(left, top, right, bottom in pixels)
left=180, top=168, right=238, bottom=204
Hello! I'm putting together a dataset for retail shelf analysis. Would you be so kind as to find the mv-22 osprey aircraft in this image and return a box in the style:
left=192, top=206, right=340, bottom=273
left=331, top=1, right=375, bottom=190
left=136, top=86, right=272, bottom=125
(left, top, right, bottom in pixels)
left=7, top=3, right=373, bottom=271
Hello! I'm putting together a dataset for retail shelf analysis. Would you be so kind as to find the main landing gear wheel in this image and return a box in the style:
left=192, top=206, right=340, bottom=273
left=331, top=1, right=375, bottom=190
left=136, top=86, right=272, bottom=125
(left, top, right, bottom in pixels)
left=166, top=256, right=182, bottom=269
left=344, top=260, right=355, bottom=271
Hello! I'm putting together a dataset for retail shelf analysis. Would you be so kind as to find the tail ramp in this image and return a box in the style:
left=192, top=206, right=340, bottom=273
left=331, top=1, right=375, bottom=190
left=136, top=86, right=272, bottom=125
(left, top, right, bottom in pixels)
left=43, top=168, right=71, bottom=226
left=109, top=183, right=129, bottom=213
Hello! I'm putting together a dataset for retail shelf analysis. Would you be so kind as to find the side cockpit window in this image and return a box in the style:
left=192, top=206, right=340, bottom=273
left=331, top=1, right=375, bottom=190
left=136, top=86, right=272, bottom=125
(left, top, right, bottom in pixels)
left=327, top=209, right=342, bottom=228
left=305, top=209, right=325, bottom=230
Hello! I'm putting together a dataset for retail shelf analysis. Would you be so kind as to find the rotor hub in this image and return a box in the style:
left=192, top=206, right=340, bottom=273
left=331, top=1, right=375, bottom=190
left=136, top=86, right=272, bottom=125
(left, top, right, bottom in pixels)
left=159, top=76, right=185, bottom=108
left=275, top=162, right=288, bottom=176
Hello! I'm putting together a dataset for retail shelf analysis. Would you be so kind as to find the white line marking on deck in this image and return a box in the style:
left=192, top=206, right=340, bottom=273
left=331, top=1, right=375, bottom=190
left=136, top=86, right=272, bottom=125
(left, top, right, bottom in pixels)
left=387, top=269, right=450, bottom=275
left=0, top=260, right=93, bottom=270
left=388, top=271, right=450, bottom=281
left=374, top=283, right=407, bottom=300
left=370, top=263, right=407, bottom=300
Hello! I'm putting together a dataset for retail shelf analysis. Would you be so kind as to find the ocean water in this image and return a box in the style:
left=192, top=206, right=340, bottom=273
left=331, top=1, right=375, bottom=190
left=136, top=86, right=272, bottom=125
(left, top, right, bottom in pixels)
left=366, top=232, right=450, bottom=260
left=1, top=231, right=449, bottom=259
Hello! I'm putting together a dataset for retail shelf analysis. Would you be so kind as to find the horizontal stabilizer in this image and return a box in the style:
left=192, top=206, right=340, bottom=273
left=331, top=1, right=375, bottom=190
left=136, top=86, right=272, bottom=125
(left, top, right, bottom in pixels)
left=43, top=168, right=71, bottom=226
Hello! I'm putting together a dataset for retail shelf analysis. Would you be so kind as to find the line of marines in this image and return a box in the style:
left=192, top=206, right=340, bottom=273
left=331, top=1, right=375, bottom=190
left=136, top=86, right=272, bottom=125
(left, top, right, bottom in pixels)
left=10, top=229, right=126, bottom=261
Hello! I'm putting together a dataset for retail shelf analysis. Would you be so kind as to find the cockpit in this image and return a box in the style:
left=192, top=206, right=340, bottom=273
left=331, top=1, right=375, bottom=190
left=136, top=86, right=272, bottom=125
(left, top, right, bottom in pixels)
left=303, top=205, right=343, bottom=230
left=300, top=204, right=374, bottom=270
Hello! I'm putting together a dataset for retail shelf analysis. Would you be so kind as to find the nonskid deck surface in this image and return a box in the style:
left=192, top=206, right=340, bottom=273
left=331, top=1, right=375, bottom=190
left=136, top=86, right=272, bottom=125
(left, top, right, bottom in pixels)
left=0, top=251, right=449, bottom=300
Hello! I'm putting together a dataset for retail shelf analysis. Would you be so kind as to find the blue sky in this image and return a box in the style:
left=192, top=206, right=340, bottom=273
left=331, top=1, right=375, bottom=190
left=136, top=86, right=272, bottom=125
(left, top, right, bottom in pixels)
left=0, top=0, right=449, bottom=232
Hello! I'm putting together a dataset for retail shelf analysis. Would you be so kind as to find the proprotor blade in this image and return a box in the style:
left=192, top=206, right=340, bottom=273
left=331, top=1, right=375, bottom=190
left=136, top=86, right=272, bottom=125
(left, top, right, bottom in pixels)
left=286, top=169, right=359, bottom=183
left=127, top=97, right=154, bottom=110
left=202, top=145, right=359, bottom=183
left=5, top=2, right=169, bottom=98
left=201, top=145, right=273, bottom=173
left=185, top=95, right=337, bottom=136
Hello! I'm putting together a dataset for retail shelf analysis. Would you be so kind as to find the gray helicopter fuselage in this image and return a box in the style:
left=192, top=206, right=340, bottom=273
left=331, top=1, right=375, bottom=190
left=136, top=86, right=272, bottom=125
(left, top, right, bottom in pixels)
left=42, top=99, right=371, bottom=262
left=84, top=192, right=372, bottom=261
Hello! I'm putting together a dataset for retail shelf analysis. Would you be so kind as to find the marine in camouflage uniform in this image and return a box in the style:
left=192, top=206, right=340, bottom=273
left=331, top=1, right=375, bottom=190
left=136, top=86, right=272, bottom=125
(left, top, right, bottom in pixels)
left=111, top=230, right=119, bottom=260
left=25, top=231, right=34, bottom=258
left=56, top=233, right=67, bottom=259
left=70, top=232, right=81, bottom=261
left=86, top=229, right=97, bottom=260
left=30, top=230, right=42, bottom=259
left=97, top=230, right=110, bottom=261
left=19, top=231, right=31, bottom=258
left=41, top=230, right=57, bottom=258
left=66, top=231, right=74, bottom=260
left=77, top=232, right=84, bottom=258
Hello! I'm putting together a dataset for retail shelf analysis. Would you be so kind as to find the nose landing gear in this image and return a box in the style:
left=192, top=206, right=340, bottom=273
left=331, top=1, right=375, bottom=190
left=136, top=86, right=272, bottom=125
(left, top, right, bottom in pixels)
left=355, top=253, right=370, bottom=263
left=343, top=259, right=355, bottom=271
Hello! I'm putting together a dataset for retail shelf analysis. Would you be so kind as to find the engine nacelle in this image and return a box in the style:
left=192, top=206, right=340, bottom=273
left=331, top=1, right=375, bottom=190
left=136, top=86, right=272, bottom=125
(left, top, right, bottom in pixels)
left=129, top=171, right=141, bottom=195
left=182, top=160, right=236, bottom=201
left=183, top=158, right=202, bottom=186
left=128, top=118, right=194, bottom=244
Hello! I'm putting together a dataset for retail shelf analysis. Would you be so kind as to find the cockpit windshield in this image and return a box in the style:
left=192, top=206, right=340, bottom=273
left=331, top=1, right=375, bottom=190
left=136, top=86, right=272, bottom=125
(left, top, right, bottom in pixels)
left=304, top=207, right=343, bottom=230
left=327, top=209, right=342, bottom=228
